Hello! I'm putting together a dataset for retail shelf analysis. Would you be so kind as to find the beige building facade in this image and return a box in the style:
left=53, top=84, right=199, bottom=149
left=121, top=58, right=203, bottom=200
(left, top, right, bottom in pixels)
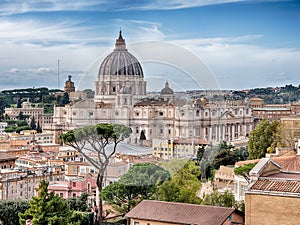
left=245, top=158, right=300, bottom=225
left=46, top=32, right=253, bottom=146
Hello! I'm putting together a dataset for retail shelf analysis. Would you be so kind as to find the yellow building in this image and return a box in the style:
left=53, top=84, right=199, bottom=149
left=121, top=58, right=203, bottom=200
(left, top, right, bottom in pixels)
left=5, top=100, right=43, bottom=121
left=152, top=138, right=208, bottom=160
left=280, top=115, right=300, bottom=147
left=245, top=158, right=300, bottom=225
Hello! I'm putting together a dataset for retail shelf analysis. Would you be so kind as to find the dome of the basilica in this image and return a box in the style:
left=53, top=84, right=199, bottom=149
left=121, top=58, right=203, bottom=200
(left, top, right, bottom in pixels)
left=160, top=81, right=174, bottom=95
left=98, top=31, right=143, bottom=76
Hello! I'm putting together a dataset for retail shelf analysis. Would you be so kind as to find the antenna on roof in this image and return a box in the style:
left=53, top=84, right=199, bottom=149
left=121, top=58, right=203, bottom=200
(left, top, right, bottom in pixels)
left=57, top=59, right=60, bottom=89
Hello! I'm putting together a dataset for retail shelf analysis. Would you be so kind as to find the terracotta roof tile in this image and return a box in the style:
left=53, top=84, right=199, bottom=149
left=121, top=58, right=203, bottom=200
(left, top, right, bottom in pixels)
left=235, top=159, right=260, bottom=167
left=266, top=172, right=300, bottom=180
left=173, top=138, right=209, bottom=145
left=249, top=179, right=300, bottom=194
left=0, top=152, right=17, bottom=161
left=272, top=156, right=300, bottom=172
left=126, top=200, right=235, bottom=225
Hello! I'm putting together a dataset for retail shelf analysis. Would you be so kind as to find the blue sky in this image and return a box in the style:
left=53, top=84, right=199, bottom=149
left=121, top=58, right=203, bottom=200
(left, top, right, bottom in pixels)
left=0, top=0, right=299, bottom=91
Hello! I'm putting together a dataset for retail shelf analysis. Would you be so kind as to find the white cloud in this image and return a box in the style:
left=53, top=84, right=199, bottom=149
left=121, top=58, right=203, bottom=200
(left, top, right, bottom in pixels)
left=113, top=19, right=165, bottom=42
left=0, top=0, right=102, bottom=15
left=0, top=16, right=299, bottom=91
left=0, top=0, right=277, bottom=15
left=0, top=20, right=109, bottom=46
left=190, top=43, right=300, bottom=89
left=9, top=67, right=54, bottom=73
left=129, top=0, right=249, bottom=10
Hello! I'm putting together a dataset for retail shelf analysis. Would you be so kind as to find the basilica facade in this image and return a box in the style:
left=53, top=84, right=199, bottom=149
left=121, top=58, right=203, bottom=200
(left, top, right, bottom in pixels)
left=49, top=31, right=253, bottom=146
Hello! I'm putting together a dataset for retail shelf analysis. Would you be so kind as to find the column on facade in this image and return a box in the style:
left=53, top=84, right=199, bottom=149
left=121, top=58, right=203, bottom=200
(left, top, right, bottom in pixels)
left=237, top=123, right=241, bottom=138
left=243, top=124, right=247, bottom=136
left=232, top=124, right=235, bottom=140
left=220, top=124, right=225, bottom=141
left=105, top=82, right=110, bottom=95
left=225, top=125, right=229, bottom=141
left=216, top=125, right=219, bottom=142
left=209, top=126, right=212, bottom=141
left=203, top=127, right=206, bottom=140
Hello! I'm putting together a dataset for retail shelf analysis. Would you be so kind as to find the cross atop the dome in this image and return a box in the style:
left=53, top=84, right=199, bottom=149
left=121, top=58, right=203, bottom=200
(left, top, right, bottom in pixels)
left=115, top=29, right=126, bottom=50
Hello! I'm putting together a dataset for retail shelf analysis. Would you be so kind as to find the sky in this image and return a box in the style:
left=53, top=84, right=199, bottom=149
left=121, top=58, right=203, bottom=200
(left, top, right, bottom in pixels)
left=0, top=0, right=299, bottom=91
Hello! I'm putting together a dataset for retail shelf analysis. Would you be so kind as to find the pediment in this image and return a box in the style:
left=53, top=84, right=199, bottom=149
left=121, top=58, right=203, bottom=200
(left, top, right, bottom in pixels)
left=220, top=110, right=235, bottom=118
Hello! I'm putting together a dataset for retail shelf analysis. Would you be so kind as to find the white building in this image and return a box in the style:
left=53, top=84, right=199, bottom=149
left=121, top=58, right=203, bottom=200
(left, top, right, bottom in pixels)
left=0, top=122, right=7, bottom=134
left=45, top=31, right=253, bottom=145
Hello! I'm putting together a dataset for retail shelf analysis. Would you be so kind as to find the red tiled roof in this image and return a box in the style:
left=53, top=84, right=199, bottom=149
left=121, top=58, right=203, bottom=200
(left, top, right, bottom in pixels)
left=266, top=172, right=300, bottom=180
left=272, top=156, right=300, bottom=172
left=249, top=178, right=300, bottom=194
left=0, top=152, right=17, bottom=161
left=173, top=138, right=209, bottom=145
left=126, top=200, right=235, bottom=225
left=235, top=159, right=260, bottom=167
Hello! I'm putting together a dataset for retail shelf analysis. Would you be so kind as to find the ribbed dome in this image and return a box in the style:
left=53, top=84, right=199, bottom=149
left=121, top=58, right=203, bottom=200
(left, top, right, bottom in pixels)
left=98, top=31, right=143, bottom=76
left=160, top=81, right=174, bottom=95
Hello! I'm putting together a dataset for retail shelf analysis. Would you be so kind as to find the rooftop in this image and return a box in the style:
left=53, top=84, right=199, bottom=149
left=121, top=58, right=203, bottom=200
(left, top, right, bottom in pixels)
left=173, top=138, right=209, bottom=145
left=272, top=155, right=300, bottom=172
left=253, top=107, right=290, bottom=111
left=248, top=177, right=300, bottom=195
left=247, top=158, right=300, bottom=197
left=126, top=200, right=237, bottom=225
left=0, top=152, right=17, bottom=161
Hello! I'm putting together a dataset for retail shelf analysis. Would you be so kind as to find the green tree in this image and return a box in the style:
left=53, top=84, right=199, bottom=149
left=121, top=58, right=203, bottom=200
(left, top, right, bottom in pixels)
left=17, top=111, right=25, bottom=120
left=67, top=193, right=89, bottom=212
left=248, top=119, right=280, bottom=159
left=4, top=126, right=17, bottom=133
left=69, top=211, right=90, bottom=225
left=36, top=121, right=43, bottom=133
left=0, top=200, right=29, bottom=225
left=16, top=120, right=29, bottom=127
left=16, top=126, right=32, bottom=133
left=61, top=123, right=132, bottom=225
left=157, top=160, right=201, bottom=204
left=202, top=191, right=235, bottom=208
left=62, top=92, right=70, bottom=105
left=277, top=122, right=296, bottom=149
left=19, top=179, right=71, bottom=225
left=102, top=163, right=169, bottom=214
left=233, top=146, right=249, bottom=162
left=234, top=163, right=257, bottom=182
left=211, top=141, right=235, bottom=170
left=196, top=144, right=220, bottom=181
left=159, top=158, right=189, bottom=176
left=139, top=130, right=146, bottom=141
left=196, top=145, right=205, bottom=165
left=17, top=98, right=22, bottom=108
left=30, top=116, right=37, bottom=130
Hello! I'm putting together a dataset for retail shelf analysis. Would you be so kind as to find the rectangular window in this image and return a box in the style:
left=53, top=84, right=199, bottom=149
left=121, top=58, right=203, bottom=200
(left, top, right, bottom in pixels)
left=134, top=222, right=140, bottom=225
left=241, top=185, right=246, bottom=196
